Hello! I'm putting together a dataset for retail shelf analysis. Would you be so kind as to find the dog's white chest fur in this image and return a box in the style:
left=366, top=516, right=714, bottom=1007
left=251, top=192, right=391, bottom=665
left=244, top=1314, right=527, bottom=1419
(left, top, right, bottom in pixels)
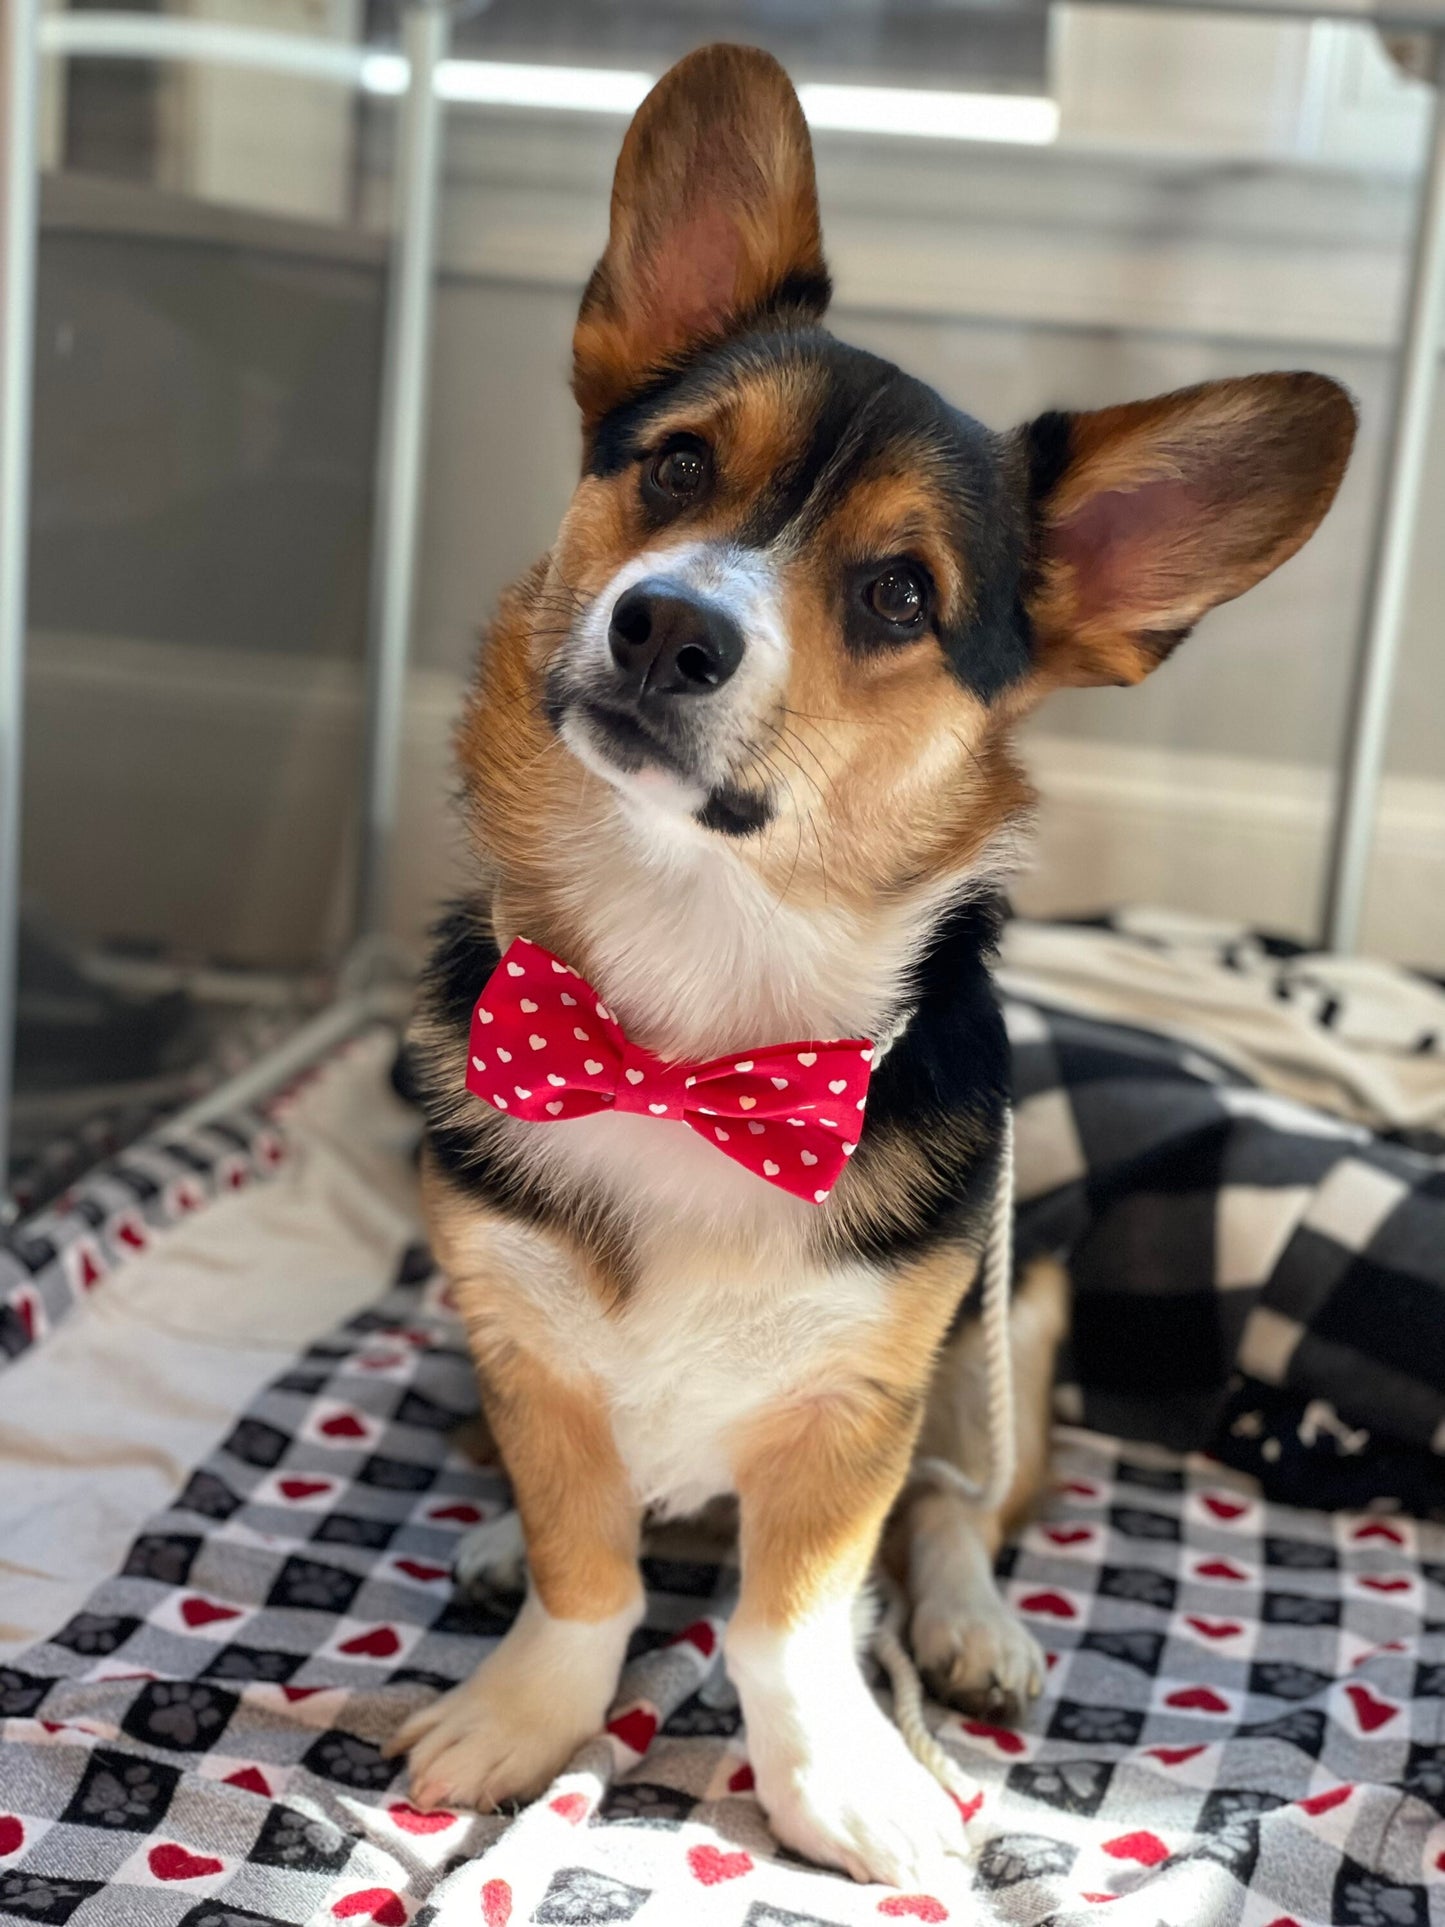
left=603, top=1224, right=886, bottom=1514
left=476, top=1123, right=888, bottom=1516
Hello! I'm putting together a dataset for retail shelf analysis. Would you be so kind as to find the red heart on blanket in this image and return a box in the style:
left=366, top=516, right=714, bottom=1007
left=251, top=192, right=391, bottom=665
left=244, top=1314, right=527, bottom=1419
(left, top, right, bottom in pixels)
left=1357, top=1575, right=1411, bottom=1594
left=482, top=1881, right=512, bottom=1927
left=278, top=1479, right=331, bottom=1502
left=320, top=1412, right=369, bottom=1439
left=358, top=1352, right=407, bottom=1372
left=387, top=1802, right=455, bottom=1835
left=1195, top=1559, right=1248, bottom=1582
left=1165, top=1687, right=1229, bottom=1714
left=14, top=1297, right=35, bottom=1341
left=149, top=1845, right=223, bottom=1883
left=1044, top=1527, right=1093, bottom=1546
left=1148, top=1745, right=1206, bottom=1766
left=180, top=1598, right=241, bottom=1629
left=1201, top=1494, right=1247, bottom=1521
left=223, top=1767, right=271, bottom=1796
left=0, top=1818, right=24, bottom=1856
left=75, top=1246, right=104, bottom=1290
left=340, top=1626, right=401, bottom=1659
left=879, top=1898, right=949, bottom=1921
left=548, top=1793, right=589, bottom=1825
left=1298, top=1784, right=1353, bottom=1815
left=281, top=1685, right=323, bottom=1701
left=1353, top=1641, right=1408, bottom=1668
left=687, top=1844, right=753, bottom=1885
left=114, top=1215, right=147, bottom=1252
left=951, top=1791, right=984, bottom=1823
left=1344, top=1684, right=1399, bottom=1732
left=961, top=1721, right=1027, bottom=1756
left=393, top=1560, right=449, bottom=1584
left=674, top=1620, right=716, bottom=1658
left=333, top=1891, right=406, bottom=1925
left=1263, top=1918, right=1302, bottom=1927
left=1185, top=1617, right=1244, bottom=1641
left=1057, top=1480, right=1100, bottom=1499
left=727, top=1763, right=754, bottom=1793
left=1352, top=1521, right=1405, bottom=1545
left=1102, top=1831, right=1169, bottom=1867
left=606, top=1706, right=658, bottom=1753
left=1017, top=1591, right=1077, bottom=1619
left=1081, top=1894, right=1119, bottom=1904
left=429, top=1502, right=483, bottom=1525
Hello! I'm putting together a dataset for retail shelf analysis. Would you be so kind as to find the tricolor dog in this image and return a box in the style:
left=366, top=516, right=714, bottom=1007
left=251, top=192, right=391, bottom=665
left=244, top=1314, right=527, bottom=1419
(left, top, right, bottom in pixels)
left=393, top=44, right=1355, bottom=1889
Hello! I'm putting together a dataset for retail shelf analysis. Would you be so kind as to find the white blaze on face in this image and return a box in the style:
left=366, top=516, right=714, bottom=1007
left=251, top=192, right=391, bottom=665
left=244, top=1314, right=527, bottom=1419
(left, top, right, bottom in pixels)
left=559, top=539, right=790, bottom=820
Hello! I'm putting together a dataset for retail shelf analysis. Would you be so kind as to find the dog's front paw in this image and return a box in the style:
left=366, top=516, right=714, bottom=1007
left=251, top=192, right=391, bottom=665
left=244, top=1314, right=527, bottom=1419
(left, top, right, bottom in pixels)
left=384, top=1592, right=637, bottom=1811
left=389, top=1659, right=583, bottom=1811
left=911, top=1594, right=1045, bottom=1723
left=755, top=1698, right=970, bottom=1890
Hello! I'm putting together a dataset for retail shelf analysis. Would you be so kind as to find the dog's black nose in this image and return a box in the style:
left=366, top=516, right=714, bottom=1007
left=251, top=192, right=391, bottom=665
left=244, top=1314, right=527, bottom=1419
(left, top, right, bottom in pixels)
left=608, top=580, right=744, bottom=698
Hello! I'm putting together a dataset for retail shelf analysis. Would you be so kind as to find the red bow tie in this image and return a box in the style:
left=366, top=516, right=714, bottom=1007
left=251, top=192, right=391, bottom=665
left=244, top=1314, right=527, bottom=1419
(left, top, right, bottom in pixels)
left=465, top=937, right=873, bottom=1203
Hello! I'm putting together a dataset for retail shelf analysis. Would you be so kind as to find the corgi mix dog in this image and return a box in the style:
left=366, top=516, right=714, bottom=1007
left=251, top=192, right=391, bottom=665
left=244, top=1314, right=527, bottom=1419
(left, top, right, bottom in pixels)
left=394, top=43, right=1355, bottom=1889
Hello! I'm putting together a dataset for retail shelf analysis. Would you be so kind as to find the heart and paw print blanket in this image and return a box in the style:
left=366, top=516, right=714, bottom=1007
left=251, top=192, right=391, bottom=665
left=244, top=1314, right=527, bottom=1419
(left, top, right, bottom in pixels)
left=1, top=1233, right=1443, bottom=1927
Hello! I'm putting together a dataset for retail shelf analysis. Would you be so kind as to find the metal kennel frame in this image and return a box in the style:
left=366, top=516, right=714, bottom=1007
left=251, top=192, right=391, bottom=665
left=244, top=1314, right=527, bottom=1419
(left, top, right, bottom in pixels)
left=2, top=0, right=1444, bottom=1199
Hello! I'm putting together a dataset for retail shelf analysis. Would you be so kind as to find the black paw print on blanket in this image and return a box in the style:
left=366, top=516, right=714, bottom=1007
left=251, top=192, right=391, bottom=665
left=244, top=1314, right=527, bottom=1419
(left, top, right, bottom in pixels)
left=123, top=1680, right=238, bottom=1751
left=62, top=1750, right=179, bottom=1830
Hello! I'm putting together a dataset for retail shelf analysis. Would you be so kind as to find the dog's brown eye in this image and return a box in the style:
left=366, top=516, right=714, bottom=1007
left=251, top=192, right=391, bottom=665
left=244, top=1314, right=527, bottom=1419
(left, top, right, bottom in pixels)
left=866, top=565, right=928, bottom=626
left=647, top=437, right=711, bottom=506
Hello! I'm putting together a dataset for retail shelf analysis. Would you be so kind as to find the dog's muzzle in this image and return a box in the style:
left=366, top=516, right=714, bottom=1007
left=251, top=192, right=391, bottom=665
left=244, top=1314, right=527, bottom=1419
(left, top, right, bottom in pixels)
left=574, top=576, right=746, bottom=782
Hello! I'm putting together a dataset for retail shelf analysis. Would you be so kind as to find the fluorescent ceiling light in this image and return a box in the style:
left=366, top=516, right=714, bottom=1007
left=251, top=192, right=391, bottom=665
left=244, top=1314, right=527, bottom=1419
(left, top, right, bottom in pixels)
left=360, top=51, right=408, bottom=94
left=369, top=54, right=1057, bottom=146
left=440, top=60, right=654, bottom=113
left=39, top=20, right=1058, bottom=147
left=798, top=80, right=1058, bottom=146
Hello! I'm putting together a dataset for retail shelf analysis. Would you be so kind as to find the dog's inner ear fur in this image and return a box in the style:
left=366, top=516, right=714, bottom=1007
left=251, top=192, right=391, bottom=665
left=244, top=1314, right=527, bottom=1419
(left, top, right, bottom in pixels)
left=572, top=43, right=829, bottom=429
left=1024, top=372, right=1357, bottom=688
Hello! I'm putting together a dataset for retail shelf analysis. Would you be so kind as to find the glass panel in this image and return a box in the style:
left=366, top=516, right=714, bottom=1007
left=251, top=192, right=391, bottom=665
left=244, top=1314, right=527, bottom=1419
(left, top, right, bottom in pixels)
left=13, top=9, right=386, bottom=1209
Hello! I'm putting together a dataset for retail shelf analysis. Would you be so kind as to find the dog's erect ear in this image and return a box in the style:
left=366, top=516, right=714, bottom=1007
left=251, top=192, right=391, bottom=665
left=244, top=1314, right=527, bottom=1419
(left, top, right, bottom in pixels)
left=572, top=44, right=829, bottom=429
left=1023, top=372, right=1356, bottom=688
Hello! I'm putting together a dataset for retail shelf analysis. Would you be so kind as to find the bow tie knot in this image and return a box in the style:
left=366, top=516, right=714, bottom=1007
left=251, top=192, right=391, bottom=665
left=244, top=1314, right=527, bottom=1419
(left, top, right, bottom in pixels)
left=614, top=1039, right=689, bottom=1120
left=465, top=936, right=874, bottom=1203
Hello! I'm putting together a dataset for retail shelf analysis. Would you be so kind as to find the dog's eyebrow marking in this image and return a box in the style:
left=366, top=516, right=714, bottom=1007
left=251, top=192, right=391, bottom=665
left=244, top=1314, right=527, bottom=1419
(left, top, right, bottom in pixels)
left=586, top=345, right=766, bottom=480
left=732, top=356, right=873, bottom=547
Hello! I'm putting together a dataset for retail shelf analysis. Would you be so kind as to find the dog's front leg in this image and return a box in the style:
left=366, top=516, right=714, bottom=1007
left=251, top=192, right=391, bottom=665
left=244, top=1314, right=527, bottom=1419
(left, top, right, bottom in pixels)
left=726, top=1384, right=970, bottom=1891
left=388, top=1339, right=642, bottom=1811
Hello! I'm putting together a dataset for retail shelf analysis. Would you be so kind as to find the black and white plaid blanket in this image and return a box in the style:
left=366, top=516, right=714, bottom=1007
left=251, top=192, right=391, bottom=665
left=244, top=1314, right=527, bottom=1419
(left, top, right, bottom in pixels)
left=1007, top=997, right=1445, bottom=1518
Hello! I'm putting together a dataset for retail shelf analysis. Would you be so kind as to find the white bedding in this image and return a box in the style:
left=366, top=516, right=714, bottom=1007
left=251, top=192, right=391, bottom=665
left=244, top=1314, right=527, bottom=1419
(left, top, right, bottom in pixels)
left=0, top=1028, right=419, bottom=1658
